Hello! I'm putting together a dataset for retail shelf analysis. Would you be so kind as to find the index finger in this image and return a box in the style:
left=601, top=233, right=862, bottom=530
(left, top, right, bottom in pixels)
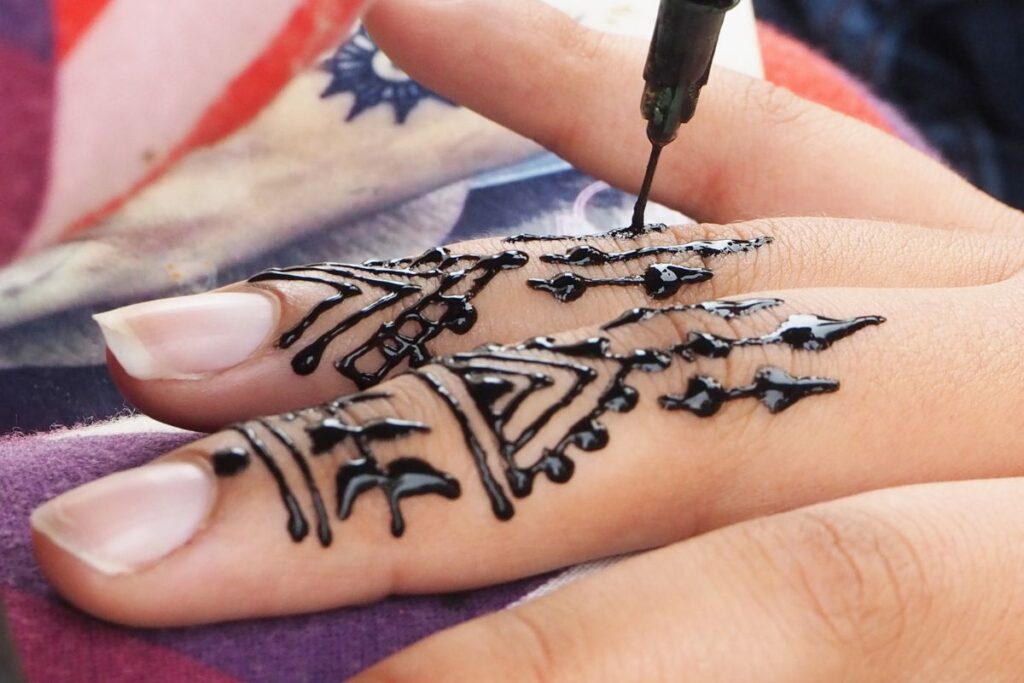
left=364, top=0, right=1019, bottom=232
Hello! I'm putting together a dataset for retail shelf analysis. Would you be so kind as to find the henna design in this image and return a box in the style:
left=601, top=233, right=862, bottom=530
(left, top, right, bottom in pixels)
left=670, top=314, right=886, bottom=360
left=248, top=248, right=528, bottom=388
left=538, top=237, right=771, bottom=266
left=415, top=300, right=881, bottom=518
left=503, top=223, right=673, bottom=243
left=527, top=265, right=713, bottom=302
left=437, top=341, right=607, bottom=499
left=226, top=423, right=312, bottom=543
left=213, top=392, right=461, bottom=544
left=660, top=368, right=840, bottom=417
left=526, top=233, right=771, bottom=302
left=257, top=417, right=332, bottom=547
left=602, top=298, right=784, bottom=329
left=251, top=228, right=773, bottom=387
left=336, top=456, right=460, bottom=538
left=213, top=298, right=885, bottom=542
left=412, top=371, right=516, bottom=520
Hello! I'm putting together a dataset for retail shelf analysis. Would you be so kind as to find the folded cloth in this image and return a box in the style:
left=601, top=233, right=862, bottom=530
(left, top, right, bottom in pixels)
left=0, top=10, right=931, bottom=682
left=0, top=0, right=364, bottom=262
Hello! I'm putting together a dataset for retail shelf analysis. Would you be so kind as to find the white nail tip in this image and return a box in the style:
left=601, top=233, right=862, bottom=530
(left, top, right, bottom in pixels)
left=93, top=308, right=165, bottom=380
left=94, top=292, right=277, bottom=380
left=31, top=462, right=216, bottom=575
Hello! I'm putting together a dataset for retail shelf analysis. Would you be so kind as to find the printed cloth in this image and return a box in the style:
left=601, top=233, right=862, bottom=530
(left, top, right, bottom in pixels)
left=0, top=1, right=927, bottom=679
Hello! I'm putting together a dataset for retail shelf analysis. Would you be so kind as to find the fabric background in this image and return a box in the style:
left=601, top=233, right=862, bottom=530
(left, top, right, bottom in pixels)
left=755, top=0, right=1023, bottom=209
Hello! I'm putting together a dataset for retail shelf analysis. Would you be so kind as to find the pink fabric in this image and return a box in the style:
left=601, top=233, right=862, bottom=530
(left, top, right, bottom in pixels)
left=0, top=0, right=363, bottom=263
left=0, top=41, right=53, bottom=260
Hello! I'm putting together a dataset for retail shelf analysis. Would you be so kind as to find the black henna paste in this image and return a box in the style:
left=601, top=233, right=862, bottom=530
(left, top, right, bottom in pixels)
left=527, top=264, right=714, bottom=302
left=258, top=418, right=333, bottom=547
left=228, top=423, right=311, bottom=543
left=251, top=228, right=774, bottom=386
left=602, top=298, right=783, bottom=330
left=212, top=447, right=250, bottom=476
left=539, top=237, right=771, bottom=265
left=248, top=247, right=528, bottom=388
left=526, top=234, right=770, bottom=302
left=672, top=314, right=885, bottom=360
left=412, top=370, right=516, bottom=520
left=503, top=223, right=672, bottom=243
left=215, top=392, right=460, bottom=543
left=660, top=368, right=840, bottom=416
left=337, top=455, right=460, bottom=537
left=212, top=296, right=885, bottom=542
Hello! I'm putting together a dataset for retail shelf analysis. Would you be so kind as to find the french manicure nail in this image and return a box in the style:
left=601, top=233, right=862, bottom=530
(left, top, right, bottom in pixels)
left=31, top=461, right=216, bottom=575
left=94, top=291, right=277, bottom=380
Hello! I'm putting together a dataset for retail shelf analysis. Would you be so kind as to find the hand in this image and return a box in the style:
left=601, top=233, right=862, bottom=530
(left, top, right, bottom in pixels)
left=32, top=0, right=1024, bottom=680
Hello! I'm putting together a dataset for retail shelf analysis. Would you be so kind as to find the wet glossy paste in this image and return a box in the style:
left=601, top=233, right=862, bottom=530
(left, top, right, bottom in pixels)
left=214, top=393, right=461, bottom=545
left=249, top=248, right=528, bottom=388
left=250, top=230, right=772, bottom=389
left=527, top=237, right=770, bottom=301
left=213, top=287, right=884, bottom=543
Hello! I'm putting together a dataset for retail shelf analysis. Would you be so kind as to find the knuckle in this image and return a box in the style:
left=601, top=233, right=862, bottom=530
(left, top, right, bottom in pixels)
left=757, top=507, right=933, bottom=653
left=488, top=610, right=562, bottom=682
left=565, top=22, right=607, bottom=66
left=699, top=221, right=776, bottom=298
left=983, top=236, right=1024, bottom=283
left=744, top=79, right=817, bottom=128
left=372, top=373, right=433, bottom=420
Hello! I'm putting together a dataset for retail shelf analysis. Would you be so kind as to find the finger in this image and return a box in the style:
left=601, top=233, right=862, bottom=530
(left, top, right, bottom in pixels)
left=356, top=477, right=1024, bottom=682
left=364, top=0, right=1021, bottom=233
left=101, top=219, right=1024, bottom=430
left=35, top=280, right=1024, bottom=626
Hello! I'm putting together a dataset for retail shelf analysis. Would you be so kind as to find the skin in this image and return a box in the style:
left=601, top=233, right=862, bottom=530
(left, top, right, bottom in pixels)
left=32, top=0, right=1024, bottom=679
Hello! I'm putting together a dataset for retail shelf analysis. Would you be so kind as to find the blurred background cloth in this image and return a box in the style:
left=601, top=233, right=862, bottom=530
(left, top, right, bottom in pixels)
left=755, top=0, right=1024, bottom=209
left=0, top=0, right=1012, bottom=680
left=0, top=0, right=365, bottom=263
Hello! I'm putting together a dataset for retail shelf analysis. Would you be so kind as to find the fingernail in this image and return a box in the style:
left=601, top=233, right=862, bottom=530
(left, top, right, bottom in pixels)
left=94, top=291, right=277, bottom=380
left=31, top=461, right=216, bottom=575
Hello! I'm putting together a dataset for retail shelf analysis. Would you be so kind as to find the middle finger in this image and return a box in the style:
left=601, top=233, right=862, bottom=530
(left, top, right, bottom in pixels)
left=102, top=219, right=1021, bottom=429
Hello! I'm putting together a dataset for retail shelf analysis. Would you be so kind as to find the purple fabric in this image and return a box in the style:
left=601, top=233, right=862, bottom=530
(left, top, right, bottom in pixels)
left=0, top=431, right=549, bottom=681
left=0, top=0, right=52, bottom=57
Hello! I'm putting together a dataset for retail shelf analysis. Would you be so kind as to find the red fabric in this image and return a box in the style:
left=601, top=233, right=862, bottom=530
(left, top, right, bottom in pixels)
left=54, top=0, right=111, bottom=58
left=758, top=23, right=896, bottom=134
